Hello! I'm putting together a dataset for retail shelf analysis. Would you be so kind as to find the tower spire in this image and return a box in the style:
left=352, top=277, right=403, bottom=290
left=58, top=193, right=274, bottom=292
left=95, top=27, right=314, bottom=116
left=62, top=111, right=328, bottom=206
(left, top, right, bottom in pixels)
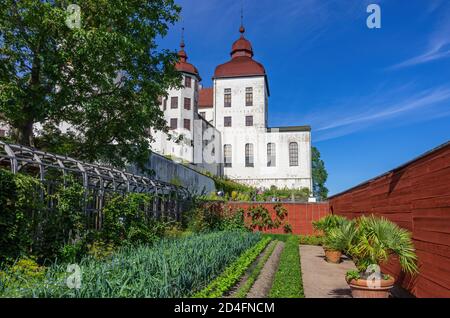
left=180, top=26, right=185, bottom=49
left=178, top=26, right=187, bottom=62
left=239, top=0, right=245, bottom=36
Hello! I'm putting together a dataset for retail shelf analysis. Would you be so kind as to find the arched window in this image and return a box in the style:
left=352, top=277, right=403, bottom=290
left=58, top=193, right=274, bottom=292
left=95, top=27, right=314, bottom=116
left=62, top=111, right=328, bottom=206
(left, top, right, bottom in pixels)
left=245, top=143, right=254, bottom=167
left=224, top=144, right=232, bottom=168
left=289, top=142, right=298, bottom=166
left=267, top=143, right=276, bottom=167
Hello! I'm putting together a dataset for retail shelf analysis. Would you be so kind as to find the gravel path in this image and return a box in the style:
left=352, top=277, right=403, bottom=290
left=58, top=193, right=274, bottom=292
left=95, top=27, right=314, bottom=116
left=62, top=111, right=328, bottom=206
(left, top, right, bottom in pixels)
left=299, top=245, right=356, bottom=298
left=226, top=240, right=276, bottom=298
left=246, top=241, right=285, bottom=298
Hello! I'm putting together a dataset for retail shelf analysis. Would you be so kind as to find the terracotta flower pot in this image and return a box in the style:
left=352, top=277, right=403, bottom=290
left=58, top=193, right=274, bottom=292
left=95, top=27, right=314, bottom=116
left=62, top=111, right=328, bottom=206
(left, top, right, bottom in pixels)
left=324, top=249, right=342, bottom=264
left=347, top=276, right=395, bottom=298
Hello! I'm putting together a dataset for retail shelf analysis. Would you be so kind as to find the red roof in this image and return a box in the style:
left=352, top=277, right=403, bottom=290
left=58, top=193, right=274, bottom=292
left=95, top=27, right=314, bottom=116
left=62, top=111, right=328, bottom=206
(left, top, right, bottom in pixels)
left=214, top=56, right=265, bottom=79
left=175, top=41, right=201, bottom=79
left=199, top=88, right=213, bottom=108
left=213, top=26, right=266, bottom=79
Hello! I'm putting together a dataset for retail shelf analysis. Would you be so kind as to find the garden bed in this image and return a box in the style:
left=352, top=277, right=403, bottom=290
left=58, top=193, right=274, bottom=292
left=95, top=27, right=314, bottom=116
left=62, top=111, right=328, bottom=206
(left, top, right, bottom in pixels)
left=0, top=231, right=262, bottom=298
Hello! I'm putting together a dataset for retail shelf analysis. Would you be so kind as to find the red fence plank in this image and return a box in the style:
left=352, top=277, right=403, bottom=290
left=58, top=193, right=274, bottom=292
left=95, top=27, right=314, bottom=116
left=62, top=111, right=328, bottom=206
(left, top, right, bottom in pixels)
left=329, top=142, right=450, bottom=298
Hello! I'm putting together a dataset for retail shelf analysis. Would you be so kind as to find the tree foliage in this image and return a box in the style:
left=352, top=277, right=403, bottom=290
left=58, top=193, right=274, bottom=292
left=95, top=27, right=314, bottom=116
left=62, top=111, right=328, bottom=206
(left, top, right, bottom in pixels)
left=0, top=0, right=181, bottom=168
left=312, top=146, right=328, bottom=200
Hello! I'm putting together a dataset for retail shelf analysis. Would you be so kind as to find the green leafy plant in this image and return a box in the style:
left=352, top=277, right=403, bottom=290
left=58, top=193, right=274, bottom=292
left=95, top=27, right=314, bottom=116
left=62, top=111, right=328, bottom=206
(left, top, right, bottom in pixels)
left=298, top=235, right=324, bottom=246
left=269, top=235, right=304, bottom=298
left=348, top=215, right=418, bottom=275
left=323, top=220, right=358, bottom=253
left=234, top=241, right=278, bottom=298
left=246, top=204, right=289, bottom=232
left=312, top=214, right=349, bottom=235
left=194, top=237, right=271, bottom=298
left=101, top=193, right=167, bottom=246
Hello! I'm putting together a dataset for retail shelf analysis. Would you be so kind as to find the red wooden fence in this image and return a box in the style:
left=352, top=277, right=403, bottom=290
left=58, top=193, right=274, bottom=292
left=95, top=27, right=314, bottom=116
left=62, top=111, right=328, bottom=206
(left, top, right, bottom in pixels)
left=227, top=202, right=329, bottom=235
left=329, top=141, right=450, bottom=298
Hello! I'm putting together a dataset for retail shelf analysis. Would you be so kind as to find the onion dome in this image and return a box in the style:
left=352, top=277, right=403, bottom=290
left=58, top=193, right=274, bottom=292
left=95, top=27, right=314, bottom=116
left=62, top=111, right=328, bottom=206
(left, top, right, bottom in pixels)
left=175, top=35, right=201, bottom=80
left=214, top=25, right=265, bottom=79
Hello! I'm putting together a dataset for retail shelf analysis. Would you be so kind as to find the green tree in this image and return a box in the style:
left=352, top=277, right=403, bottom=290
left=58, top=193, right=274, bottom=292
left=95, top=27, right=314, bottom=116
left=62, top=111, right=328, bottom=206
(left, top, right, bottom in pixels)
left=0, top=0, right=181, bottom=168
left=312, top=146, right=328, bottom=201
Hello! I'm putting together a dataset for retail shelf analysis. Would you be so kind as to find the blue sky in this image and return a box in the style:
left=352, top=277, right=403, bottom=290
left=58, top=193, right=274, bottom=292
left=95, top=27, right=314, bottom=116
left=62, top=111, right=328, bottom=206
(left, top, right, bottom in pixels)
left=157, top=0, right=450, bottom=195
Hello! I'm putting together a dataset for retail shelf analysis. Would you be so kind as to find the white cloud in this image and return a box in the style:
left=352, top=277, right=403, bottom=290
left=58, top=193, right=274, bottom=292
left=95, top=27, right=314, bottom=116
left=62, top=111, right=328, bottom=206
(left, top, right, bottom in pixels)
left=297, top=84, right=450, bottom=142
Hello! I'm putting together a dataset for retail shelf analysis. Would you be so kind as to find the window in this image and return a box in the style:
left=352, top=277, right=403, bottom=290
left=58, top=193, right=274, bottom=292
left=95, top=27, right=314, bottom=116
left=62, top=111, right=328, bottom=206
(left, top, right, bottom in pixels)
left=183, top=119, right=191, bottom=131
left=200, top=112, right=206, bottom=118
left=170, top=118, right=177, bottom=130
left=185, top=76, right=191, bottom=88
left=224, top=88, right=231, bottom=107
left=171, top=96, right=178, bottom=109
left=246, top=87, right=253, bottom=106
left=0, top=129, right=5, bottom=137
left=289, top=142, right=298, bottom=166
left=245, top=115, right=253, bottom=127
left=224, top=116, right=232, bottom=127
left=245, top=143, right=254, bottom=167
left=163, top=98, right=167, bottom=111
left=224, top=144, right=232, bottom=168
left=267, top=143, right=276, bottom=167
left=184, top=97, right=191, bottom=110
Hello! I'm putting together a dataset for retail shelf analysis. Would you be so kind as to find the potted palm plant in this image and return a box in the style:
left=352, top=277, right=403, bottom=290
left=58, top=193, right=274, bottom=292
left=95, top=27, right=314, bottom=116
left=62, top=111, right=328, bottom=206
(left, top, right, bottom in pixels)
left=323, top=220, right=358, bottom=263
left=346, top=215, right=418, bottom=298
left=312, top=214, right=348, bottom=236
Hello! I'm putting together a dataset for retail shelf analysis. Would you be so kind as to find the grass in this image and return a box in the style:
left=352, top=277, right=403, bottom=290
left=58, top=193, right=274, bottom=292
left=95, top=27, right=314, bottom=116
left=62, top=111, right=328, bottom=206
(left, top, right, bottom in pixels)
left=268, top=235, right=304, bottom=298
left=194, top=237, right=271, bottom=298
left=0, top=231, right=262, bottom=298
left=233, top=240, right=278, bottom=298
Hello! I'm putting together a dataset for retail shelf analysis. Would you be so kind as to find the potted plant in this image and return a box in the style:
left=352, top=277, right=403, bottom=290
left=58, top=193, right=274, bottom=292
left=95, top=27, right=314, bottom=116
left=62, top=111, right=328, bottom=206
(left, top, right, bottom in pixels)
left=346, top=215, right=418, bottom=298
left=323, top=221, right=358, bottom=263
left=313, top=214, right=348, bottom=236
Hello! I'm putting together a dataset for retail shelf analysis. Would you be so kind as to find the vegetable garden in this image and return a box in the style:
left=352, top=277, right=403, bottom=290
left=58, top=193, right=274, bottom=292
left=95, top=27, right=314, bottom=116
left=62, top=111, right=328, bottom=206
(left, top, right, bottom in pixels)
left=0, top=142, right=418, bottom=298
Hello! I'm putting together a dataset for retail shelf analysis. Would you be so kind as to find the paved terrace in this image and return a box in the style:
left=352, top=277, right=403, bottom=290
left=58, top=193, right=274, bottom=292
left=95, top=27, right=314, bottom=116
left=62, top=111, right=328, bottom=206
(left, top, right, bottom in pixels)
left=300, top=245, right=357, bottom=298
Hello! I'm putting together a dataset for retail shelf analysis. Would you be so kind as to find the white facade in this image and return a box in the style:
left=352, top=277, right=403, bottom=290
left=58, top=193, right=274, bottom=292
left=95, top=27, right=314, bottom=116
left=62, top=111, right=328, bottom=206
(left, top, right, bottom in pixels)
left=152, top=25, right=313, bottom=191
left=151, top=73, right=198, bottom=163
left=212, top=76, right=311, bottom=190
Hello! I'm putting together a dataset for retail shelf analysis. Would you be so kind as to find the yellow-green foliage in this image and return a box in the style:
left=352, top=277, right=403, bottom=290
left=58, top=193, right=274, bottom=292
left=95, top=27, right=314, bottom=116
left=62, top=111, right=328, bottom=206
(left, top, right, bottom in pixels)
left=0, top=257, right=46, bottom=296
left=86, top=241, right=116, bottom=260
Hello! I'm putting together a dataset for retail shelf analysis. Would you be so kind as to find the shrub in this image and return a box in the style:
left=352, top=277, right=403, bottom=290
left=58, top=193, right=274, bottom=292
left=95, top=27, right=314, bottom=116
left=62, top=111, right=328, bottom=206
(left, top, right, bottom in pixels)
left=348, top=215, right=418, bottom=275
left=0, top=257, right=46, bottom=297
left=0, top=169, right=19, bottom=262
left=258, top=186, right=310, bottom=202
left=246, top=204, right=290, bottom=232
left=323, top=220, right=358, bottom=253
left=101, top=193, right=167, bottom=246
left=312, top=214, right=349, bottom=235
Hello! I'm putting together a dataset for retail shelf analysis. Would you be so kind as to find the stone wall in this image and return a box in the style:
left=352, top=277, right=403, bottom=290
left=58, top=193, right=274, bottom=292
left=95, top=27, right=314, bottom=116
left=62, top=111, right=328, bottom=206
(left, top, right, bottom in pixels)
left=131, top=151, right=216, bottom=195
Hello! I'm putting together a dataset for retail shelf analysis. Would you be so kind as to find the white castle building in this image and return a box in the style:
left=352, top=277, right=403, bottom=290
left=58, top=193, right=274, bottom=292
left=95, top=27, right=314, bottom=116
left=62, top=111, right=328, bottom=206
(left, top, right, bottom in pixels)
left=152, top=24, right=313, bottom=191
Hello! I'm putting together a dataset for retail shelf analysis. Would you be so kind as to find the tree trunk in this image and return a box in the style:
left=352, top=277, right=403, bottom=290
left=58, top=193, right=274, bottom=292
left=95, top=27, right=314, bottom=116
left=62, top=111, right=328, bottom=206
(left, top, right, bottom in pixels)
left=14, top=119, right=35, bottom=147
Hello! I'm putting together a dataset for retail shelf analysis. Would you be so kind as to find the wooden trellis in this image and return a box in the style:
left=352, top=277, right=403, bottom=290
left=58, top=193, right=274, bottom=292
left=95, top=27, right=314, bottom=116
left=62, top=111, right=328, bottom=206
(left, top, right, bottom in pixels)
left=0, top=141, right=191, bottom=229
